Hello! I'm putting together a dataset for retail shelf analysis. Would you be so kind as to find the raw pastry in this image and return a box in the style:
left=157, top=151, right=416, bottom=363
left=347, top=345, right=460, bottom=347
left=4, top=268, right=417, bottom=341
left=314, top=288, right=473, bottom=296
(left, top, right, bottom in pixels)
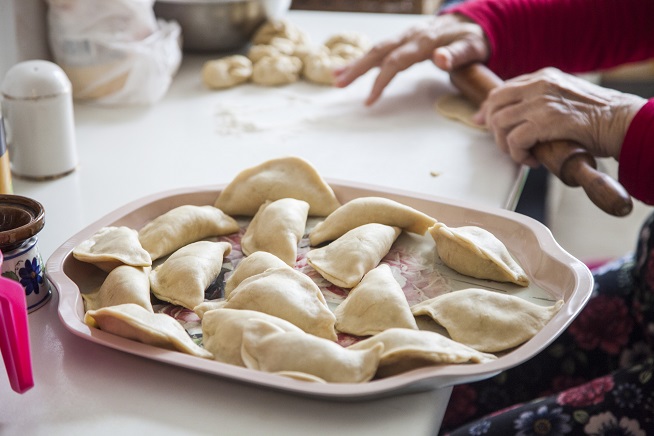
left=348, top=327, right=496, bottom=377
left=84, top=303, right=213, bottom=359
left=247, top=44, right=282, bottom=63
left=334, top=264, right=418, bottom=336
left=411, top=288, right=564, bottom=353
left=324, top=31, right=371, bottom=52
left=149, top=241, right=232, bottom=310
left=223, top=266, right=337, bottom=340
left=309, top=196, right=437, bottom=245
left=201, top=308, right=303, bottom=366
left=329, top=43, right=365, bottom=61
left=138, top=204, right=239, bottom=261
left=252, top=20, right=308, bottom=45
left=73, top=226, right=152, bottom=272
left=429, top=222, right=529, bottom=286
left=434, top=93, right=485, bottom=130
left=202, top=55, right=252, bottom=90
left=302, top=53, right=348, bottom=85
left=241, top=319, right=383, bottom=383
left=82, top=265, right=153, bottom=312
left=214, top=156, right=341, bottom=216
left=223, top=251, right=289, bottom=298
left=252, top=55, right=303, bottom=86
left=307, top=223, right=401, bottom=288
left=268, top=37, right=295, bottom=55
left=240, top=198, right=310, bottom=266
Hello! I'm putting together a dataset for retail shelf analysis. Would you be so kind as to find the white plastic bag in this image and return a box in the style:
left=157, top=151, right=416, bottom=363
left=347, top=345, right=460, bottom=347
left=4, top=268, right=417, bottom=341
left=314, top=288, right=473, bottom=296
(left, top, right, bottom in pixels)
left=46, top=0, right=181, bottom=105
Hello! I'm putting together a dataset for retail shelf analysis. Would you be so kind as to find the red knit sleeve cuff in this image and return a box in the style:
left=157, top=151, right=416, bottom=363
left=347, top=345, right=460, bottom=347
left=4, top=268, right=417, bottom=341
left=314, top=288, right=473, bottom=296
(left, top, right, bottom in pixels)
left=618, top=99, right=654, bottom=205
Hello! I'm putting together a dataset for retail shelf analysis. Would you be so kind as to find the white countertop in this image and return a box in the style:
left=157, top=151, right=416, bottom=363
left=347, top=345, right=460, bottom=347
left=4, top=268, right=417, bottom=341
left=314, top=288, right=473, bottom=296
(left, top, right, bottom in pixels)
left=0, top=10, right=523, bottom=436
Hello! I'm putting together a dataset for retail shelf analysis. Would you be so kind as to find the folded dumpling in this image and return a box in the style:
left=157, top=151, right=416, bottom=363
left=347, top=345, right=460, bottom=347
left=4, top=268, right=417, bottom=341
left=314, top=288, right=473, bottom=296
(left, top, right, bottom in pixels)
left=334, top=264, right=418, bottom=336
left=73, top=226, right=152, bottom=272
left=348, top=327, right=496, bottom=377
left=240, top=198, right=310, bottom=266
left=241, top=319, right=383, bottom=383
left=310, top=197, right=437, bottom=245
left=307, top=223, right=401, bottom=288
left=224, top=251, right=289, bottom=298
left=82, top=265, right=153, bottom=312
left=411, top=288, right=564, bottom=353
left=213, top=156, right=341, bottom=216
left=428, top=222, right=529, bottom=286
left=201, top=308, right=303, bottom=366
left=84, top=303, right=213, bottom=359
left=138, top=205, right=239, bottom=261
left=223, top=266, right=337, bottom=340
left=150, top=241, right=232, bottom=310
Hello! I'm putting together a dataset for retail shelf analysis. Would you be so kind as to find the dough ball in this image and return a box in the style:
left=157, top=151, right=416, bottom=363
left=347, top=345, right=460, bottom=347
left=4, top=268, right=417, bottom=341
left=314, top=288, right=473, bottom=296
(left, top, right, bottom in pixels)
left=202, top=55, right=252, bottom=89
left=252, top=55, right=303, bottom=86
left=434, top=94, right=486, bottom=130
left=324, top=31, right=371, bottom=51
left=252, top=20, right=309, bottom=45
left=303, top=53, right=348, bottom=86
left=269, top=37, right=296, bottom=56
left=247, top=44, right=282, bottom=63
left=329, top=43, right=365, bottom=61
left=293, top=44, right=329, bottom=64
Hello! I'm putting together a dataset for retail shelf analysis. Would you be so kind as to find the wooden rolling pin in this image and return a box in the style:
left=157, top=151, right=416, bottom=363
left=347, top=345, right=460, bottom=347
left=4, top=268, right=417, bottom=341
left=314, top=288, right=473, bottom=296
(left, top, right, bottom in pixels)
left=449, top=63, right=633, bottom=217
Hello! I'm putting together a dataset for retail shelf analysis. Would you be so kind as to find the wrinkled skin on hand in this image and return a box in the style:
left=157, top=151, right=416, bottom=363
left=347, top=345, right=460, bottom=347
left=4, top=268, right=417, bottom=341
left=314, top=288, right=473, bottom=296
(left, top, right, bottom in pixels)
left=474, top=67, right=647, bottom=167
left=333, top=14, right=488, bottom=106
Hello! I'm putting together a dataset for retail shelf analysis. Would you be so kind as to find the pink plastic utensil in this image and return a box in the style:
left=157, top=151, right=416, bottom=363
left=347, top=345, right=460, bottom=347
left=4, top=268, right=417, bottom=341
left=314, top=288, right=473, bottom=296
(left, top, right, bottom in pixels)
left=0, top=251, right=34, bottom=393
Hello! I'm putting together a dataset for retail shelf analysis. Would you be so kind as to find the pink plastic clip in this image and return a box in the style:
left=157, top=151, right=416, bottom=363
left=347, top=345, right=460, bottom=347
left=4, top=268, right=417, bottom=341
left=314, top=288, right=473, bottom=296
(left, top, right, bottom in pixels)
left=0, top=251, right=34, bottom=393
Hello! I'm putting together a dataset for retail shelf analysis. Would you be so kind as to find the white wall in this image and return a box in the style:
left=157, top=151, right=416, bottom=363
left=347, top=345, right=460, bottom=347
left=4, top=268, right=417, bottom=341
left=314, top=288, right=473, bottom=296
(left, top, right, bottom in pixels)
left=0, top=0, right=51, bottom=81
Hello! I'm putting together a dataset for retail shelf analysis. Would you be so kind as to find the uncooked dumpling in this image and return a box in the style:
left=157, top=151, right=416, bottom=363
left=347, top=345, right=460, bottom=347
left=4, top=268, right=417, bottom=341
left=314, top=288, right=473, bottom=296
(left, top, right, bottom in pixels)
left=202, top=55, right=252, bottom=89
left=223, top=251, right=289, bottom=298
left=241, top=319, right=383, bottom=383
left=411, top=288, right=564, bottom=353
left=214, top=156, right=341, bottom=216
left=309, top=196, right=437, bottom=245
left=348, top=327, right=497, bottom=377
left=138, top=205, right=239, bottom=261
left=149, top=241, right=232, bottom=310
left=252, top=55, right=302, bottom=86
left=82, top=265, right=153, bottom=312
left=307, top=223, right=401, bottom=288
left=201, top=308, right=303, bottom=366
left=224, top=266, right=337, bottom=340
left=84, top=303, right=212, bottom=359
left=240, top=198, right=310, bottom=266
left=334, top=264, right=418, bottom=336
left=429, top=222, right=529, bottom=286
left=73, top=226, right=152, bottom=272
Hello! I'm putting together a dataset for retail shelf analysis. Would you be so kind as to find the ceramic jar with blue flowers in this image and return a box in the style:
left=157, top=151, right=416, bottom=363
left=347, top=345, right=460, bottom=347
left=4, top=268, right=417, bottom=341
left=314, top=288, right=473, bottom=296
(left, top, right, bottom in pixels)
left=0, top=195, right=50, bottom=312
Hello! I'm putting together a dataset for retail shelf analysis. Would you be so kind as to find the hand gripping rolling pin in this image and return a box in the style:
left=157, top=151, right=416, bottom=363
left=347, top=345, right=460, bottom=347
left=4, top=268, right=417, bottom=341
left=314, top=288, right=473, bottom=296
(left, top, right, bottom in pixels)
left=449, top=63, right=633, bottom=217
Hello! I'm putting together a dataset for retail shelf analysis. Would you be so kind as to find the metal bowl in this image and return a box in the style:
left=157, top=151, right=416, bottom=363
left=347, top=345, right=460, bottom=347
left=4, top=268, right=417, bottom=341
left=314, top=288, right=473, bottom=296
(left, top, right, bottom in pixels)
left=153, top=0, right=269, bottom=53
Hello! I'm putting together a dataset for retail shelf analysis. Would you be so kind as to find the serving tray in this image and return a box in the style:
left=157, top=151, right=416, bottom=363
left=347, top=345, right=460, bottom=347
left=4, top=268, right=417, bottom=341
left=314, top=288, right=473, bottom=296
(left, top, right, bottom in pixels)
left=46, top=181, right=593, bottom=400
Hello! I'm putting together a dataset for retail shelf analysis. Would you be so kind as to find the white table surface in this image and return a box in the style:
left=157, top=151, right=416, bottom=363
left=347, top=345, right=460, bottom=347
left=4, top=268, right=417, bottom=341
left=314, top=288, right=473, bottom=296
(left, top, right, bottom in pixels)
left=0, top=10, right=524, bottom=436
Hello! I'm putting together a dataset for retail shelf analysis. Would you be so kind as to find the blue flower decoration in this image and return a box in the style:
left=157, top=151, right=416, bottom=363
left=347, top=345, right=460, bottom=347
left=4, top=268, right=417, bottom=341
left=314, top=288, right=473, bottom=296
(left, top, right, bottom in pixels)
left=19, top=257, right=44, bottom=296
left=514, top=405, right=572, bottom=436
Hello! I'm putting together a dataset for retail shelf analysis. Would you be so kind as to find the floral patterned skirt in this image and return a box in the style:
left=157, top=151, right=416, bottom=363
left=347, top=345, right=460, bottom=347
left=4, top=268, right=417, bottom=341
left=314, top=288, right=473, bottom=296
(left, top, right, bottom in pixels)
left=440, top=211, right=654, bottom=435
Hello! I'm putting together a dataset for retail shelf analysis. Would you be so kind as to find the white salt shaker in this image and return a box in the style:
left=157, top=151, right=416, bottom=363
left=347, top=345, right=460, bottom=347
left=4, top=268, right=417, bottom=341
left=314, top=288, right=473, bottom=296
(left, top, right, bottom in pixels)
left=1, top=60, right=78, bottom=180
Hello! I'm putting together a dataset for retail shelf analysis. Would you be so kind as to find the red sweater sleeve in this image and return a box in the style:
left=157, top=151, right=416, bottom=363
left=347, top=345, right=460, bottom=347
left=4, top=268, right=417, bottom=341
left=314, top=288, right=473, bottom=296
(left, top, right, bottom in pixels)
left=447, top=0, right=654, bottom=79
left=618, top=99, right=654, bottom=205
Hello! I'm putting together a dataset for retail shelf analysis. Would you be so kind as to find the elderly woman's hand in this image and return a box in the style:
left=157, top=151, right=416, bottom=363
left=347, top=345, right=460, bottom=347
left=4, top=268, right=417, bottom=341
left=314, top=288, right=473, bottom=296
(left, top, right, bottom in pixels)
left=333, top=13, right=489, bottom=106
left=475, top=68, right=647, bottom=167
